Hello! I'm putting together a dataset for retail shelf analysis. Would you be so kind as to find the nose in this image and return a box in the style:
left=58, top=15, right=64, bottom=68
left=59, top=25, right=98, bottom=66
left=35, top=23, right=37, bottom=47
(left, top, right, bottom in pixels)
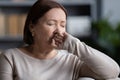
left=54, top=26, right=64, bottom=36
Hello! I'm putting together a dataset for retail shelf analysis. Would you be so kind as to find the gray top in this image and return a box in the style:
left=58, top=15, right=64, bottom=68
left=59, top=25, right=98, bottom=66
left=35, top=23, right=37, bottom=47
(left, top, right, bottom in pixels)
left=0, top=34, right=120, bottom=80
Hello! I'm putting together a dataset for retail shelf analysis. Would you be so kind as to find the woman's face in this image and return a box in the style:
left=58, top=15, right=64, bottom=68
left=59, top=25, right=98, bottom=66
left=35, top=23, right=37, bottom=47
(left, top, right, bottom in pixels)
left=31, top=8, right=66, bottom=48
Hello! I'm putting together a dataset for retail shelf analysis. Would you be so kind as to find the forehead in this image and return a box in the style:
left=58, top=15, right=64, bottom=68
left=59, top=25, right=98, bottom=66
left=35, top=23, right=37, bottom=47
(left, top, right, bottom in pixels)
left=41, top=8, right=66, bottom=21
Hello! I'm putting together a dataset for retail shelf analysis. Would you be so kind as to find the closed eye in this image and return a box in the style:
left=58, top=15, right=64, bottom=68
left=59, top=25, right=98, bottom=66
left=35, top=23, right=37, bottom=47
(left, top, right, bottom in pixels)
left=61, top=25, right=65, bottom=28
left=47, top=23, right=55, bottom=26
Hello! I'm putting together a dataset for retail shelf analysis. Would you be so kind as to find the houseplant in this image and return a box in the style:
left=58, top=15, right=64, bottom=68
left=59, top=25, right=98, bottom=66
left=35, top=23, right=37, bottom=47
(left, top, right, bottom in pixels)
left=91, top=19, right=120, bottom=64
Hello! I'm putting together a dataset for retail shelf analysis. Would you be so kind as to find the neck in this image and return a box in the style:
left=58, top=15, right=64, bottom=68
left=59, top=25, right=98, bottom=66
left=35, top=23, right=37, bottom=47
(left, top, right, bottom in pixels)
left=25, top=44, right=57, bottom=59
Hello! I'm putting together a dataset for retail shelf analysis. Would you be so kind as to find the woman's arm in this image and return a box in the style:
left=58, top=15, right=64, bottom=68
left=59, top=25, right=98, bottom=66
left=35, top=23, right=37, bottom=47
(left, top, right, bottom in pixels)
left=62, top=34, right=120, bottom=79
left=0, top=53, right=13, bottom=80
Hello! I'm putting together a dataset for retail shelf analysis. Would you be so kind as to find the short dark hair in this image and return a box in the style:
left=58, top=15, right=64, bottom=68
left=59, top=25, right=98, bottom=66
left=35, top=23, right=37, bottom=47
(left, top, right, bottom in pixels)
left=23, top=0, right=67, bottom=45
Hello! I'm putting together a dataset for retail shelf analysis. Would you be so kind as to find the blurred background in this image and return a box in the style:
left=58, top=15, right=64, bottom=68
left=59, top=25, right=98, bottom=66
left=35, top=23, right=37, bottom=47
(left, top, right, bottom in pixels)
left=0, top=0, right=120, bottom=66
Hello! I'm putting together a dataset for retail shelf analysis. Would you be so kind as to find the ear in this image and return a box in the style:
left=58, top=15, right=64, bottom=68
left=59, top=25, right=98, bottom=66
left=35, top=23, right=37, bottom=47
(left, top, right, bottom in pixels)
left=29, top=22, right=35, bottom=33
left=29, top=22, right=35, bottom=37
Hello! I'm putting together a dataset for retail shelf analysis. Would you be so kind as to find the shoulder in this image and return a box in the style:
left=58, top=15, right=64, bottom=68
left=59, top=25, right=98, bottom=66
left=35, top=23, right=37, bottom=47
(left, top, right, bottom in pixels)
left=58, top=49, right=73, bottom=56
left=57, top=50, right=83, bottom=69
left=58, top=50, right=80, bottom=61
left=0, top=48, right=19, bottom=68
left=0, top=48, right=20, bottom=60
left=2, top=48, right=17, bottom=55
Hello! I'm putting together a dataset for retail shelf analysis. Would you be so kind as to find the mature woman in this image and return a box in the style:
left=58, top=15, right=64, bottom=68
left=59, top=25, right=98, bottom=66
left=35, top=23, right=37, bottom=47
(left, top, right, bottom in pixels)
left=0, top=0, right=120, bottom=80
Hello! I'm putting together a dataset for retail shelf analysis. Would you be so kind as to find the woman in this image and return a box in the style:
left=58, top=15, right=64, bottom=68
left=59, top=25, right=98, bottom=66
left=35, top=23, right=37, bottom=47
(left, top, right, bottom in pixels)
left=0, top=0, right=120, bottom=80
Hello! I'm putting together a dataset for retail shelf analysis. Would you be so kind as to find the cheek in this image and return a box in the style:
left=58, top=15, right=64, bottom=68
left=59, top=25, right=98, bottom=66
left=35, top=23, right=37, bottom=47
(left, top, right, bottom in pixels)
left=36, top=28, right=55, bottom=40
left=33, top=24, right=56, bottom=42
left=42, top=27, right=54, bottom=35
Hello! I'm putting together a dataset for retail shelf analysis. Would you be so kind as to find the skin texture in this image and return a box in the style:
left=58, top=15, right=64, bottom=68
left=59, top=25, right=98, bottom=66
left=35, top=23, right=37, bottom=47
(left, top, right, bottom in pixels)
left=19, top=8, right=67, bottom=59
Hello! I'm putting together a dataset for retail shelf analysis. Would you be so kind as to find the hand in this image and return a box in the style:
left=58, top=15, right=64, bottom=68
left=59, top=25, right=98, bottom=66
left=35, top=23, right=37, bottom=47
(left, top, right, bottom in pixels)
left=53, top=32, right=68, bottom=49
